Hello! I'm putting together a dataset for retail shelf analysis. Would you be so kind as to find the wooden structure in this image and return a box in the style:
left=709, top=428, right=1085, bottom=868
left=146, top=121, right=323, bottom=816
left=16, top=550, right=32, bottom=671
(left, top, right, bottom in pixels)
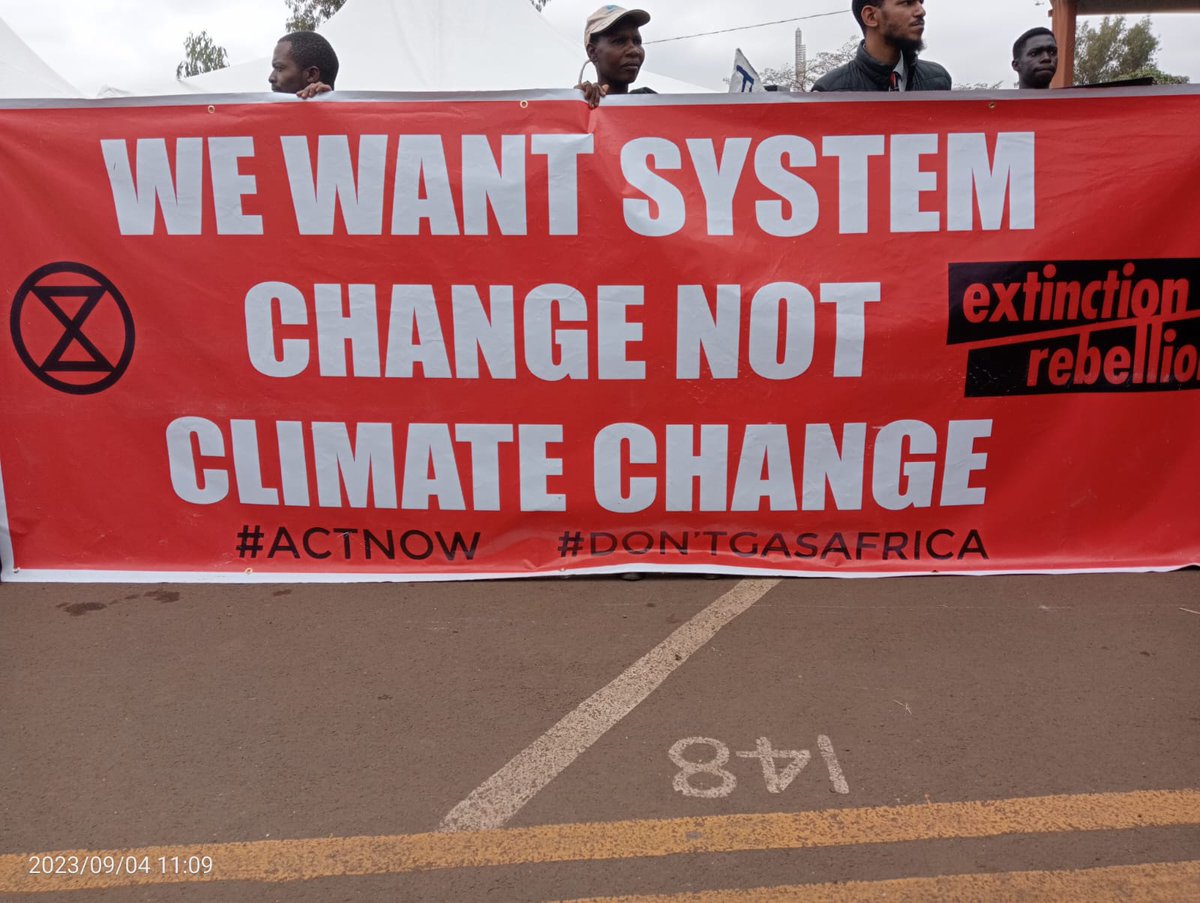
left=1049, top=0, right=1200, bottom=86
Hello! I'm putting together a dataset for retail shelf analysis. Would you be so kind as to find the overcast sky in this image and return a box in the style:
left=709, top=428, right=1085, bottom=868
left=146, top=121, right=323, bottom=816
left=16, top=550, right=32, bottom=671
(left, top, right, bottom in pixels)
left=3, top=0, right=1199, bottom=95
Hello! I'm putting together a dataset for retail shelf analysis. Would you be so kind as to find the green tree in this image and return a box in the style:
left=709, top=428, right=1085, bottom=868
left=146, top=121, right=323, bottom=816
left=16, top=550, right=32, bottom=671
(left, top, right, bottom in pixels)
left=285, top=0, right=346, bottom=31
left=176, top=31, right=229, bottom=78
left=1074, top=15, right=1188, bottom=85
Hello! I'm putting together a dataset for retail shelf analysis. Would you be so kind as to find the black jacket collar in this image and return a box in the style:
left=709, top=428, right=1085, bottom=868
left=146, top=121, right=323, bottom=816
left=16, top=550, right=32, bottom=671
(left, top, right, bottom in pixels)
left=854, top=40, right=919, bottom=89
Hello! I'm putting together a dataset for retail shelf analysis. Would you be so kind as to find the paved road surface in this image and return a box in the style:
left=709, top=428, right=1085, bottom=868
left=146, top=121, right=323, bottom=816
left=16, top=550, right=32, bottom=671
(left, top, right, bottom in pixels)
left=2, top=572, right=1197, bottom=900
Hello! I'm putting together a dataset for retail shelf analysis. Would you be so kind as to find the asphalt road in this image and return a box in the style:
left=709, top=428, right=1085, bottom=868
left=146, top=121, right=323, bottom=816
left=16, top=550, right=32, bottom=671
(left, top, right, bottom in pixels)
left=1, top=572, right=1198, bottom=901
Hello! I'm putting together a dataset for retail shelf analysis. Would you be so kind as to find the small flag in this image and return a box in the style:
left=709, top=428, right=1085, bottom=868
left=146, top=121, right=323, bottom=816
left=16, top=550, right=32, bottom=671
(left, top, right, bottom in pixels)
left=729, top=48, right=764, bottom=93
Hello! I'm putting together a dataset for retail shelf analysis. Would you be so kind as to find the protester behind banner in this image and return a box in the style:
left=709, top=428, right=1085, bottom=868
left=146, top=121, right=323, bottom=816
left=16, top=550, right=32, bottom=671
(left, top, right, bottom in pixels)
left=813, top=0, right=951, bottom=92
left=1012, top=27, right=1057, bottom=90
left=575, top=5, right=656, bottom=108
left=269, top=31, right=338, bottom=99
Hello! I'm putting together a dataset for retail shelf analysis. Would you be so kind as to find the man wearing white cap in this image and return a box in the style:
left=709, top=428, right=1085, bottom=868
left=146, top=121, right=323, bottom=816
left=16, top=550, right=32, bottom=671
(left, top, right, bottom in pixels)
left=575, top=5, right=654, bottom=107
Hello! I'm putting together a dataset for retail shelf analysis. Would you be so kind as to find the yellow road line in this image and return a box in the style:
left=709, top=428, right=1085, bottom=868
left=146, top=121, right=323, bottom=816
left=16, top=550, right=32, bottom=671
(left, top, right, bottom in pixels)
left=1, top=789, right=1197, bottom=893
left=557, top=860, right=1200, bottom=903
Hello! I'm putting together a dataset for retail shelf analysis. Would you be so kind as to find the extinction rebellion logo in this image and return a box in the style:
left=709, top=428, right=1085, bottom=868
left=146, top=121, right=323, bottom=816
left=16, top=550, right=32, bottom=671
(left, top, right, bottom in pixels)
left=948, top=258, right=1199, bottom=396
left=9, top=262, right=135, bottom=395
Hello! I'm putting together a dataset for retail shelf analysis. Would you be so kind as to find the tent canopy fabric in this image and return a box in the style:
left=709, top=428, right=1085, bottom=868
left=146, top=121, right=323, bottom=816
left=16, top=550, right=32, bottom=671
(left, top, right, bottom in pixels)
left=0, top=15, right=79, bottom=98
left=174, top=0, right=708, bottom=95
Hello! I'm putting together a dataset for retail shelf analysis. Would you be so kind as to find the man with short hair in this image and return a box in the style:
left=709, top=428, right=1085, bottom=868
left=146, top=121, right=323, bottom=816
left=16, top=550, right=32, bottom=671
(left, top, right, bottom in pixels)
left=813, top=0, right=951, bottom=92
left=575, top=5, right=655, bottom=108
left=269, top=31, right=339, bottom=98
left=1012, top=27, right=1058, bottom=89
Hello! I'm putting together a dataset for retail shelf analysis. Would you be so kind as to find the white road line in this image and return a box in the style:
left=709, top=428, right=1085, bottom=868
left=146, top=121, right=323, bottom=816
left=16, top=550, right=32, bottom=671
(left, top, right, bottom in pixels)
left=439, top=578, right=781, bottom=832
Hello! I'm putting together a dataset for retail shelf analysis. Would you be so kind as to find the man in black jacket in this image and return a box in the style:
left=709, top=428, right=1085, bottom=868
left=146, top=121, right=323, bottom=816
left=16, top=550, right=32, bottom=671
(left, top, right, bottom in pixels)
left=813, top=0, right=951, bottom=92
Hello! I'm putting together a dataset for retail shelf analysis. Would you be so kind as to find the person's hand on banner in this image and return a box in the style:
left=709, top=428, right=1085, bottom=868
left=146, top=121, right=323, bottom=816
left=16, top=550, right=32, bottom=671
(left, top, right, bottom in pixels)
left=575, top=80, right=608, bottom=108
left=296, top=82, right=333, bottom=99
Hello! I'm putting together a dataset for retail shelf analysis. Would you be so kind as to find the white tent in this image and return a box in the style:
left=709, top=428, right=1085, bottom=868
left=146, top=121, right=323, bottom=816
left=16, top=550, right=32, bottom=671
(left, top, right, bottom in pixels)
left=170, top=0, right=707, bottom=95
left=0, top=15, right=79, bottom=98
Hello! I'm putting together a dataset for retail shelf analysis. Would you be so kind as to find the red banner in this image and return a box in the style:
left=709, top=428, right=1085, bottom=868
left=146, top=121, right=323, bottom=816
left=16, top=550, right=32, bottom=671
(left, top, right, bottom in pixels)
left=1, top=90, right=1198, bottom=581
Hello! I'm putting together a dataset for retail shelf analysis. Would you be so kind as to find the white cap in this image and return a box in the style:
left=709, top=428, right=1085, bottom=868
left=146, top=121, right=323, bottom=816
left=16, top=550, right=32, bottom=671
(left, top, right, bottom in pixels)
left=584, top=5, right=651, bottom=44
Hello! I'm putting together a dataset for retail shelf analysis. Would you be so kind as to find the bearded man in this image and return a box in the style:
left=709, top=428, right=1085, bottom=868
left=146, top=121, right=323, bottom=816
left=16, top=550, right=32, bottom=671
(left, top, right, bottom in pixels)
left=813, top=0, right=951, bottom=92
